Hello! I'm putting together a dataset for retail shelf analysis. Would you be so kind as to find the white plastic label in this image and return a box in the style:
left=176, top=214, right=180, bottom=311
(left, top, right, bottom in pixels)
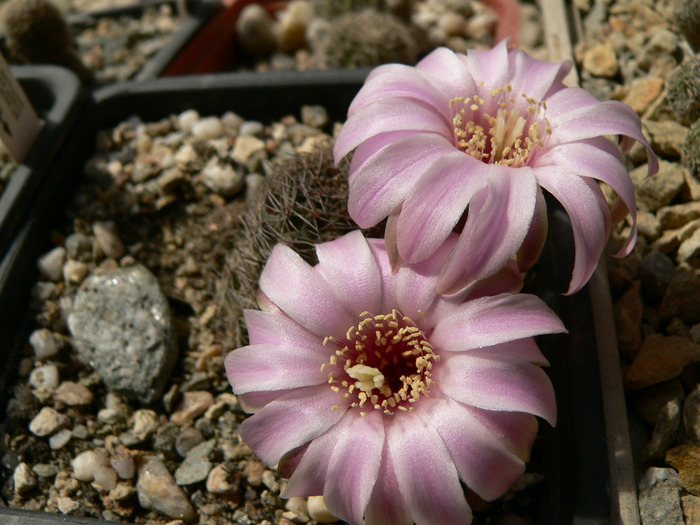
left=0, top=52, right=44, bottom=163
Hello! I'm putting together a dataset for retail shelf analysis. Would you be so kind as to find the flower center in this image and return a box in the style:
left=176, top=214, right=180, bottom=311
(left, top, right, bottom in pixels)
left=322, top=310, right=438, bottom=416
left=450, top=84, right=551, bottom=168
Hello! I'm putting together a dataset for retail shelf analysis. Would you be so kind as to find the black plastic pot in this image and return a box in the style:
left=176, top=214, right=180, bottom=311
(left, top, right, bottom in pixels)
left=66, top=0, right=220, bottom=82
left=0, top=65, right=85, bottom=265
left=0, top=70, right=619, bottom=524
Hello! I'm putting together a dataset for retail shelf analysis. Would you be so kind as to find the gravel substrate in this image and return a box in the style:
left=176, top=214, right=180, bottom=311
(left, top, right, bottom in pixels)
left=3, top=0, right=700, bottom=523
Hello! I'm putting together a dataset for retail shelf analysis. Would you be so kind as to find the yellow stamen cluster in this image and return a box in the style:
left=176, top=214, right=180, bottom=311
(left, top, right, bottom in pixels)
left=322, top=310, right=438, bottom=416
left=450, top=84, right=552, bottom=168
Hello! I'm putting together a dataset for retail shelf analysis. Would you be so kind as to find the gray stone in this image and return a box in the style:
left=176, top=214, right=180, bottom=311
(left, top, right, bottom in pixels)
left=638, top=467, right=684, bottom=525
left=67, top=264, right=176, bottom=404
left=175, top=426, right=205, bottom=458
left=643, top=398, right=681, bottom=461
left=137, top=457, right=195, bottom=521
left=174, top=439, right=215, bottom=485
left=631, top=160, right=685, bottom=212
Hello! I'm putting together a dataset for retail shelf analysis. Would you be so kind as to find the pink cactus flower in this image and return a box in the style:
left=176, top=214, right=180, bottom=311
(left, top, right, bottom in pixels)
left=334, top=41, right=658, bottom=295
left=226, top=230, right=566, bottom=525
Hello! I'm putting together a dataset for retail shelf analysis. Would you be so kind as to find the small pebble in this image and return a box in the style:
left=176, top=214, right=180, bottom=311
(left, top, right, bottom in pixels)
left=170, top=391, right=214, bottom=426
left=28, top=364, right=60, bottom=390
left=14, top=462, right=37, bottom=494
left=191, top=117, right=225, bottom=141
left=49, top=429, right=72, bottom=450
left=132, top=409, right=160, bottom=441
left=54, top=381, right=93, bottom=406
left=175, top=426, right=204, bottom=457
left=178, top=110, right=200, bottom=134
left=62, top=260, right=90, bottom=285
left=29, top=328, right=59, bottom=360
left=238, top=120, right=264, bottom=136
left=206, top=463, right=239, bottom=495
left=29, top=407, right=69, bottom=437
left=57, top=496, right=80, bottom=514
left=137, top=457, right=195, bottom=521
left=37, top=247, right=66, bottom=282
left=72, top=449, right=110, bottom=482
left=110, top=452, right=135, bottom=480
left=92, top=221, right=125, bottom=260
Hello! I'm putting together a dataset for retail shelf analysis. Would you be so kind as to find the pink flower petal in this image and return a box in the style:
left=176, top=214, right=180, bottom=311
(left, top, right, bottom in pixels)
left=333, top=98, right=451, bottom=161
left=225, top=344, right=327, bottom=394
left=244, top=309, right=323, bottom=348
left=415, top=47, right=477, bottom=102
left=466, top=405, right=539, bottom=462
left=387, top=415, right=473, bottom=524
left=238, top=389, right=289, bottom=412
left=534, top=166, right=610, bottom=294
left=393, top=234, right=459, bottom=322
left=364, top=441, right=413, bottom=525
left=239, top=384, right=348, bottom=465
left=539, top=137, right=638, bottom=255
left=444, top=338, right=548, bottom=365
left=260, top=244, right=356, bottom=337
left=435, top=353, right=557, bottom=425
left=419, top=395, right=526, bottom=500
left=323, top=411, right=385, bottom=525
left=430, top=293, right=566, bottom=350
left=465, top=40, right=510, bottom=94
left=282, top=427, right=337, bottom=498
left=547, top=97, right=658, bottom=173
left=315, top=231, right=382, bottom=316
left=507, top=47, right=570, bottom=101
left=396, top=151, right=488, bottom=264
left=436, top=166, right=539, bottom=294
left=348, top=133, right=456, bottom=228
left=348, top=63, right=453, bottom=122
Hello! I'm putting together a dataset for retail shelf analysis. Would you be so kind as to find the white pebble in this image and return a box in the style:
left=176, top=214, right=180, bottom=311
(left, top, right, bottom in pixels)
left=49, top=429, right=72, bottom=450
left=132, top=409, right=160, bottom=441
left=37, top=246, right=66, bottom=282
left=238, top=120, right=264, bottom=136
left=221, top=111, right=244, bottom=131
left=111, top=453, right=135, bottom=479
left=307, top=495, right=339, bottom=523
left=192, top=117, right=225, bottom=141
left=93, top=465, right=118, bottom=491
left=97, top=408, right=121, bottom=425
left=29, top=328, right=59, bottom=360
left=57, top=496, right=79, bottom=514
left=92, top=221, right=125, bottom=260
left=62, top=260, right=89, bottom=285
left=29, top=407, right=68, bottom=437
left=72, top=449, right=110, bottom=482
left=178, top=109, right=200, bottom=134
left=14, top=462, right=37, bottom=494
left=29, top=364, right=60, bottom=390
left=201, top=160, right=244, bottom=197
left=438, top=11, right=466, bottom=36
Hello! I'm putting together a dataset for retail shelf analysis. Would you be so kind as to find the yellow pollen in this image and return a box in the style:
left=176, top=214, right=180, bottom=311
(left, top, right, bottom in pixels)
left=347, top=364, right=385, bottom=392
left=323, top=311, right=438, bottom=416
left=450, top=87, right=550, bottom=167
